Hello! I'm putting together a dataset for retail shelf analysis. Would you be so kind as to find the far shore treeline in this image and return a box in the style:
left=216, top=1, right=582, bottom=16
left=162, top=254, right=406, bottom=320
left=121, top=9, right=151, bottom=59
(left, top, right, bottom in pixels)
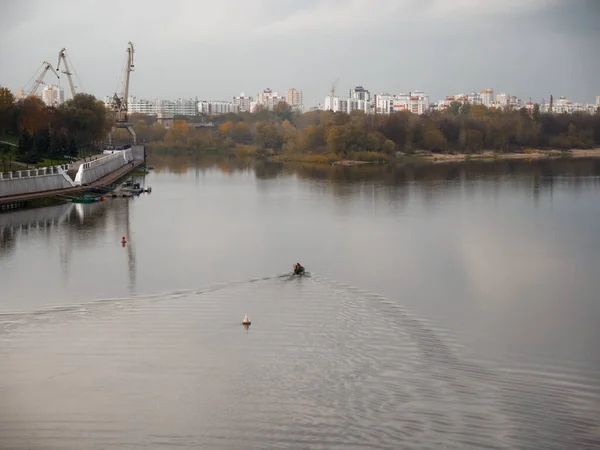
left=112, top=101, right=600, bottom=163
left=2, top=85, right=600, bottom=166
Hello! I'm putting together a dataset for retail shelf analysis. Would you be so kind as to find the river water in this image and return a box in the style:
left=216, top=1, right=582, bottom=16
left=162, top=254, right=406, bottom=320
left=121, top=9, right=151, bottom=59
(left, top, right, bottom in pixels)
left=1, top=156, right=600, bottom=449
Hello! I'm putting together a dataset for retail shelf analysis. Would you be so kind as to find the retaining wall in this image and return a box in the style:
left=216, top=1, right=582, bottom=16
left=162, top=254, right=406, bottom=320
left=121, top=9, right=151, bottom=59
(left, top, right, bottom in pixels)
left=103, top=145, right=144, bottom=161
left=0, top=165, right=74, bottom=197
left=74, top=149, right=133, bottom=186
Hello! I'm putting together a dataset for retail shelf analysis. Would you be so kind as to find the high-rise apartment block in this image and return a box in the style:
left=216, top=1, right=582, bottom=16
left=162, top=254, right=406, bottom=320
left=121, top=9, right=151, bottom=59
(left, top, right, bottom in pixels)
left=41, top=85, right=64, bottom=106
left=233, top=93, right=253, bottom=112
left=257, top=88, right=284, bottom=110
left=285, top=88, right=303, bottom=111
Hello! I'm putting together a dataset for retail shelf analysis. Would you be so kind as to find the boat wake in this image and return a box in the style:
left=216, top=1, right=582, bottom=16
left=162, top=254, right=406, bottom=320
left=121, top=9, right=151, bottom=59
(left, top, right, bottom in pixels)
left=1, top=273, right=598, bottom=449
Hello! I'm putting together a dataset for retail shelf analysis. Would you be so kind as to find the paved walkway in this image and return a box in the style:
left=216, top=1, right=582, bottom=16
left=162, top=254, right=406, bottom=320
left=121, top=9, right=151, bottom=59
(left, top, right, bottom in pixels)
left=0, top=161, right=143, bottom=205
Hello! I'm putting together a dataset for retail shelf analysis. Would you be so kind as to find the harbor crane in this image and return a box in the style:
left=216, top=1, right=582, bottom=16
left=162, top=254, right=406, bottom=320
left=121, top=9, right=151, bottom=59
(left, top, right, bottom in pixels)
left=108, top=42, right=136, bottom=145
left=27, top=61, right=60, bottom=97
left=56, top=48, right=77, bottom=99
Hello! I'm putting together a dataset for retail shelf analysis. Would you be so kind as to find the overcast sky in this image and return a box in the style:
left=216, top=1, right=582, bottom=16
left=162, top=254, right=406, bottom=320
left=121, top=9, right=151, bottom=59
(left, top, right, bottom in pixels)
left=1, top=0, right=598, bottom=106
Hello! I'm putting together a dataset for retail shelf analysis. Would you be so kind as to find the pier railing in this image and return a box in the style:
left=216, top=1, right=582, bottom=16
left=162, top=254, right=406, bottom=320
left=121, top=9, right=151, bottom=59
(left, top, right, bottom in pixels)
left=0, top=164, right=71, bottom=181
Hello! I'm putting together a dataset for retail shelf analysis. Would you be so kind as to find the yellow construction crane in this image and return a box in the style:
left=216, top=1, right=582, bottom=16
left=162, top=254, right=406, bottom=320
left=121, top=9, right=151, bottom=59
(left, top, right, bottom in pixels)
left=329, top=77, right=339, bottom=111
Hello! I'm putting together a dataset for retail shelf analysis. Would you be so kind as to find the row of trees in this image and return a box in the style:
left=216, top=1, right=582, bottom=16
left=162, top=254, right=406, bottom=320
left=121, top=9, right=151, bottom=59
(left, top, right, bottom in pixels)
left=133, top=101, right=600, bottom=159
left=0, top=86, right=111, bottom=164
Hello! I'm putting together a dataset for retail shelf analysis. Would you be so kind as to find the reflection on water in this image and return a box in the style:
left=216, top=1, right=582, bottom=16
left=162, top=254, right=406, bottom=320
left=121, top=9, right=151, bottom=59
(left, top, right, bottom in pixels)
left=1, top=156, right=600, bottom=449
left=0, top=196, right=138, bottom=302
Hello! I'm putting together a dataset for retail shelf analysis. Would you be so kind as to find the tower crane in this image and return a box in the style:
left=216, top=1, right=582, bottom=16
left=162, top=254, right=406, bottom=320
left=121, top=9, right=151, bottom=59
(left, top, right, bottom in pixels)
left=329, top=77, right=339, bottom=111
left=108, top=42, right=136, bottom=145
left=28, top=61, right=60, bottom=97
left=56, top=48, right=77, bottom=99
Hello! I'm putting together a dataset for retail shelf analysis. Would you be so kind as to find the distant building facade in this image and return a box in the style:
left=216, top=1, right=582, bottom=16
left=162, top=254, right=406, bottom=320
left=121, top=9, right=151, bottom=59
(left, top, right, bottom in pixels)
left=114, top=96, right=198, bottom=116
left=257, top=88, right=284, bottom=110
left=198, top=100, right=238, bottom=115
left=480, top=89, right=494, bottom=106
left=350, top=86, right=370, bottom=102
left=233, top=93, right=253, bottom=112
left=324, top=96, right=370, bottom=114
left=285, top=88, right=303, bottom=111
left=41, top=85, right=64, bottom=106
left=540, top=96, right=597, bottom=114
left=372, top=91, right=429, bottom=115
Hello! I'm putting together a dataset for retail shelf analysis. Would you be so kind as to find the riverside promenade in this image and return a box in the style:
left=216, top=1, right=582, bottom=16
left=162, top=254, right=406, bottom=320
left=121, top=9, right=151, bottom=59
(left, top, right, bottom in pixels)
left=0, top=160, right=143, bottom=208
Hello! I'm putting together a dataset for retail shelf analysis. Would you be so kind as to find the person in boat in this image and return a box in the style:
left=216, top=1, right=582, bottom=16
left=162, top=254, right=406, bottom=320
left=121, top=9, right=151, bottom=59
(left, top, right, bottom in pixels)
left=293, top=263, right=305, bottom=275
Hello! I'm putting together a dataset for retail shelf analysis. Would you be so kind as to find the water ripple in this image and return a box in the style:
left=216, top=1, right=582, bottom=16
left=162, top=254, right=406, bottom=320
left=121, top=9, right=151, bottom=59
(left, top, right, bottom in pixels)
left=1, top=275, right=598, bottom=449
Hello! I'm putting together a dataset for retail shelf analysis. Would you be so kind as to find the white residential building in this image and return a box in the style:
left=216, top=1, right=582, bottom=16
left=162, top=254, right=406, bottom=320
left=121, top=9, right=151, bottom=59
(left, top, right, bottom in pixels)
left=116, top=96, right=198, bottom=116
left=41, top=85, right=64, bottom=106
left=467, top=92, right=483, bottom=105
left=324, top=96, right=370, bottom=114
left=391, top=91, right=430, bottom=115
left=158, top=98, right=197, bottom=116
left=480, top=89, right=494, bottom=106
left=541, top=96, right=597, bottom=114
left=285, top=88, right=303, bottom=111
left=350, top=86, right=370, bottom=102
left=198, top=100, right=238, bottom=115
left=496, top=93, right=510, bottom=106
left=373, top=93, right=394, bottom=114
left=257, top=88, right=284, bottom=110
left=127, top=96, right=157, bottom=115
left=233, top=93, right=253, bottom=112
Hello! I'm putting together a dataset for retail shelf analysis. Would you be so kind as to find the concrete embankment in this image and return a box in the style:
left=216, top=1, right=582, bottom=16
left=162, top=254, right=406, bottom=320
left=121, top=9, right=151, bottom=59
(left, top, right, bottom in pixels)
left=0, top=160, right=144, bottom=206
left=0, top=146, right=144, bottom=200
left=74, top=149, right=133, bottom=186
left=0, top=165, right=74, bottom=197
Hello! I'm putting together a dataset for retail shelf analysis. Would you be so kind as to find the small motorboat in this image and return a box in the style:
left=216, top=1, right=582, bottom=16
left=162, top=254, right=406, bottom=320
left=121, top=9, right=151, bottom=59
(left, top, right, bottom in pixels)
left=293, top=263, right=305, bottom=275
left=121, top=182, right=144, bottom=194
left=242, top=314, right=251, bottom=325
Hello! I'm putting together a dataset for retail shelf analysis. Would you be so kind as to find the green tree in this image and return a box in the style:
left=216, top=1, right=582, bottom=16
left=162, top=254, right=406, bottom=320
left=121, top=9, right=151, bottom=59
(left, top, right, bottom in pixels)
left=18, top=130, right=33, bottom=155
left=68, top=138, right=78, bottom=157
left=273, top=102, right=293, bottom=123
left=378, top=112, right=411, bottom=150
left=55, top=93, right=112, bottom=147
left=34, top=128, right=51, bottom=156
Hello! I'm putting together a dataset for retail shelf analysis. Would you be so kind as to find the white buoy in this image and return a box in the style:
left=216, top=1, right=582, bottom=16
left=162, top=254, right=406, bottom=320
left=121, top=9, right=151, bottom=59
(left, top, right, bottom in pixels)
left=242, top=314, right=251, bottom=325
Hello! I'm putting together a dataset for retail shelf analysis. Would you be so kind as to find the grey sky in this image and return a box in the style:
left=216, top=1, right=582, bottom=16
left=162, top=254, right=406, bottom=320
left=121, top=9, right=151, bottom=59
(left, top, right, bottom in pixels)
left=1, top=0, right=598, bottom=107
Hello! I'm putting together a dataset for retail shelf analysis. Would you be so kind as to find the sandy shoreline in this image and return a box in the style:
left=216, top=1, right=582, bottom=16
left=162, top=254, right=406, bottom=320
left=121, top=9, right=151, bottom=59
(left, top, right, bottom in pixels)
left=407, top=148, right=600, bottom=163
left=331, top=160, right=372, bottom=166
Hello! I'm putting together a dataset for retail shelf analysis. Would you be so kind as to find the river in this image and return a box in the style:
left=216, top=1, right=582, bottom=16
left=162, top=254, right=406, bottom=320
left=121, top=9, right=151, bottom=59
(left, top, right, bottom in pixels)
left=1, top=155, right=599, bottom=449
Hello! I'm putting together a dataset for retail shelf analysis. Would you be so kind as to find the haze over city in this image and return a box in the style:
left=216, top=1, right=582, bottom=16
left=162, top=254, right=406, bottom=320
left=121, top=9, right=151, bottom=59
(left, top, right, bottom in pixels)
left=1, top=0, right=598, bottom=106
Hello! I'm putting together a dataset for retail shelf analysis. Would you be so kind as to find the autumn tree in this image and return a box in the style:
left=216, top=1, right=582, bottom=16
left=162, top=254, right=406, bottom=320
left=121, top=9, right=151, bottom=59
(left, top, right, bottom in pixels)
left=0, top=86, right=16, bottom=134
left=18, top=96, right=48, bottom=134
left=422, top=127, right=447, bottom=152
left=231, top=121, right=252, bottom=144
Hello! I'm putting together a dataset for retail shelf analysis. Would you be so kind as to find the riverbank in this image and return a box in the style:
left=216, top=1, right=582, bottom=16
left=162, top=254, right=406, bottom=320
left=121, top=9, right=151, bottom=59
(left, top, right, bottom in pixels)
left=408, top=148, right=600, bottom=164
left=268, top=151, right=388, bottom=165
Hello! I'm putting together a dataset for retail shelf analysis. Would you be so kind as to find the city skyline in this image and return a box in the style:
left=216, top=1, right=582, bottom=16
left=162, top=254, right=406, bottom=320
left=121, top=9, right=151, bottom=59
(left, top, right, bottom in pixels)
left=1, top=0, right=598, bottom=107
left=16, top=82, right=600, bottom=117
